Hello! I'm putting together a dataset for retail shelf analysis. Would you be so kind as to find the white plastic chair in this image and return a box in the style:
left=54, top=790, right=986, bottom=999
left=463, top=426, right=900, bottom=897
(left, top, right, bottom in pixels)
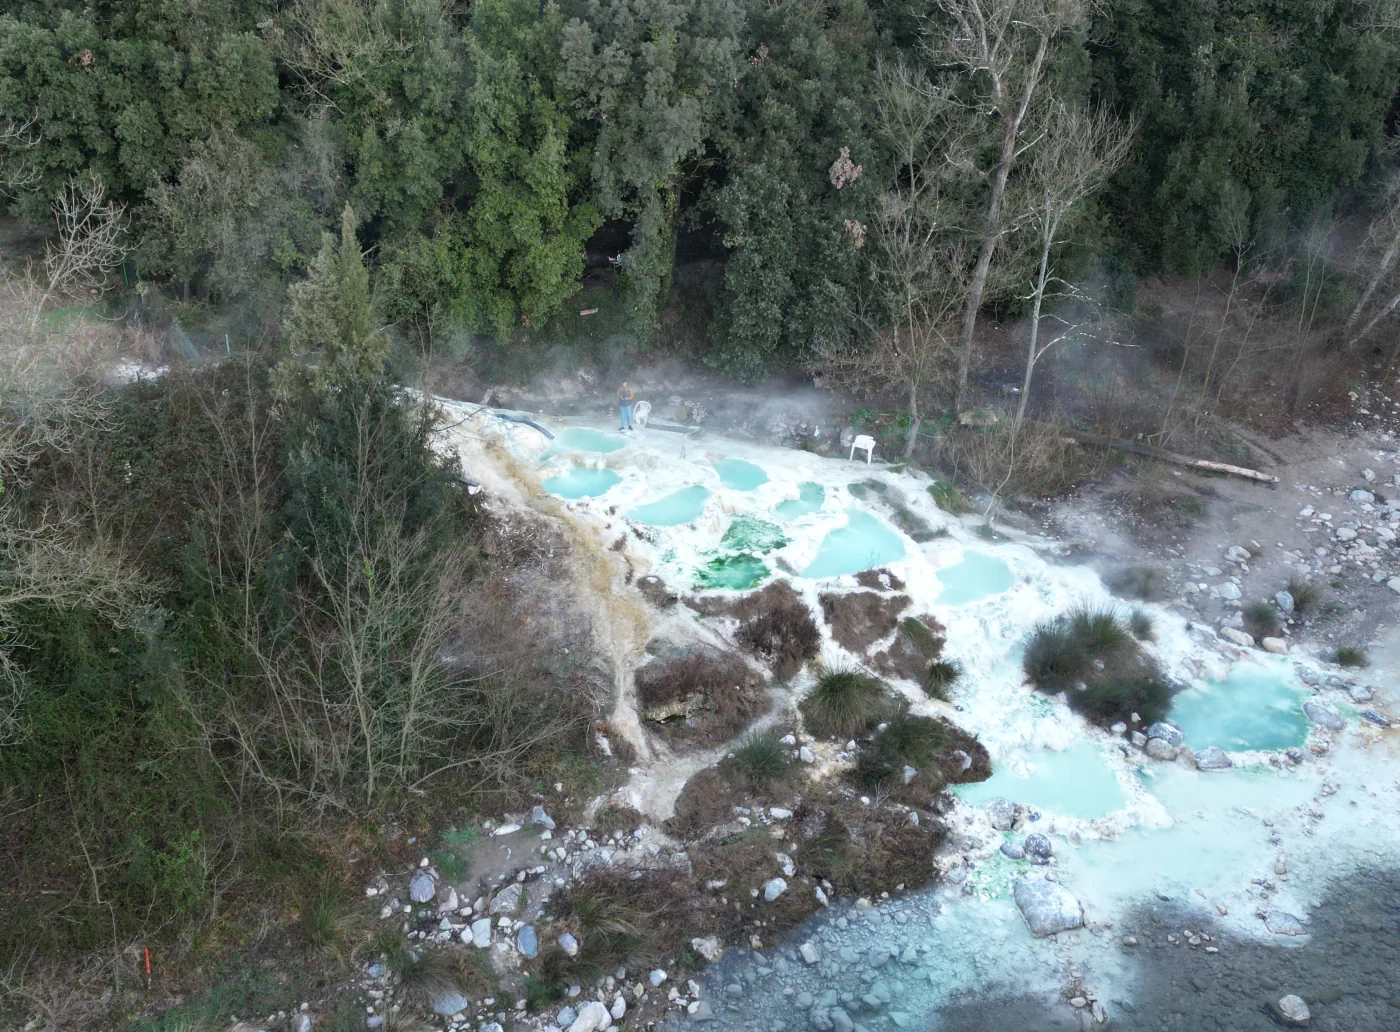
left=632, top=399, right=651, bottom=429
left=850, top=434, right=876, bottom=464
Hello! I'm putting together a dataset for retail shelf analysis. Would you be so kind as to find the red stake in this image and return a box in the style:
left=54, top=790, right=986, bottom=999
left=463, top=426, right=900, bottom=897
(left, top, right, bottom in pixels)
left=144, top=947, right=151, bottom=977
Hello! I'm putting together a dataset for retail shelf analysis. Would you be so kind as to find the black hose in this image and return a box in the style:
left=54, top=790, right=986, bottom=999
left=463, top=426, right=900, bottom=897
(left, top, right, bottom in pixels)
left=495, top=413, right=555, bottom=439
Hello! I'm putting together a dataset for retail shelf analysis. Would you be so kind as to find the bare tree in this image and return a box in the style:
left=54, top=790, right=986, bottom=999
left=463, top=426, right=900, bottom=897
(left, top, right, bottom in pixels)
left=273, top=0, right=421, bottom=112
left=925, top=0, right=1094, bottom=411
left=0, top=113, right=41, bottom=195
left=13, top=176, right=129, bottom=332
left=817, top=59, right=971, bottom=458
left=1341, top=168, right=1400, bottom=351
left=1015, top=101, right=1133, bottom=427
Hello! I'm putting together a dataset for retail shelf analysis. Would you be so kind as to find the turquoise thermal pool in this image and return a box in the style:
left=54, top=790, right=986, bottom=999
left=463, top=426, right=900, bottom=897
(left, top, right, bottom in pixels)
left=957, top=742, right=1128, bottom=819
left=802, top=509, right=905, bottom=578
left=541, top=466, right=622, bottom=499
left=775, top=482, right=825, bottom=520
left=627, top=486, right=712, bottom=526
left=548, top=427, right=627, bottom=454
left=713, top=458, right=769, bottom=491
left=936, top=551, right=1016, bottom=605
left=1169, top=660, right=1311, bottom=751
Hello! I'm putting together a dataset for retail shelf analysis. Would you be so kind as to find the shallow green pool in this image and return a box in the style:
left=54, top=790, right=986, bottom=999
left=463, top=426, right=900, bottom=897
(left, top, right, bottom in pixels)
left=713, top=458, right=769, bottom=490
left=694, top=554, right=770, bottom=590
left=802, top=509, right=905, bottom=578
left=541, top=466, right=622, bottom=499
left=549, top=427, right=627, bottom=454
left=627, top=485, right=711, bottom=526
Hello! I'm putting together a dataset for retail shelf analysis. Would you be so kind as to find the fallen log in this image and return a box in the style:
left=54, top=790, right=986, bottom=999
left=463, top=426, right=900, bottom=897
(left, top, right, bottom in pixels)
left=1067, top=430, right=1279, bottom=484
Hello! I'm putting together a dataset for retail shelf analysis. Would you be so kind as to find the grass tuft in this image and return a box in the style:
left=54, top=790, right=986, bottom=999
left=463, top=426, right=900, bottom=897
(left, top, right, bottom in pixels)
left=1243, top=600, right=1280, bottom=639
left=399, top=949, right=468, bottom=1009
left=1285, top=573, right=1322, bottom=615
left=921, top=659, right=961, bottom=701
left=927, top=480, right=971, bottom=515
left=300, top=888, right=356, bottom=964
left=1023, top=603, right=1169, bottom=726
left=1128, top=608, right=1156, bottom=642
left=732, top=731, right=794, bottom=789
left=1334, top=644, right=1368, bottom=668
left=799, top=666, right=890, bottom=739
left=362, top=928, right=417, bottom=974
left=1106, top=565, right=1169, bottom=601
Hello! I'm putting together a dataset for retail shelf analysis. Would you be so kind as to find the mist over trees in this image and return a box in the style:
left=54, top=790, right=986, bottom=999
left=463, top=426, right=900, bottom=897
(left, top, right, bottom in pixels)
left=0, top=0, right=1394, bottom=384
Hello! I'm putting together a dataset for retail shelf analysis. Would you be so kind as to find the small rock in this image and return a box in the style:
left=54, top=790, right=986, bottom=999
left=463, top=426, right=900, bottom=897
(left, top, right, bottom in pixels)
left=1387, top=577, right=1400, bottom=594
left=985, top=797, right=1017, bottom=831
left=611, top=997, right=626, bottom=1020
left=1012, top=876, right=1084, bottom=936
left=489, top=884, right=522, bottom=915
left=408, top=871, right=436, bottom=904
left=1336, top=528, right=1358, bottom=542
left=1000, top=841, right=1026, bottom=860
left=1275, top=591, right=1295, bottom=614
left=470, top=918, right=492, bottom=948
left=431, top=991, right=469, bottom=1017
left=518, top=925, right=539, bottom=958
left=529, top=805, right=556, bottom=830
left=800, top=941, right=821, bottom=964
left=1218, top=582, right=1242, bottom=600
left=1023, top=833, right=1053, bottom=860
left=1350, top=488, right=1375, bottom=503
left=769, top=807, right=794, bottom=820
left=764, top=878, right=788, bottom=901
left=1265, top=910, right=1307, bottom=936
left=567, top=1001, right=612, bottom=1032
left=649, top=969, right=667, bottom=987
left=1146, top=722, right=1184, bottom=746
left=1303, top=701, right=1344, bottom=731
left=1261, top=637, right=1288, bottom=654
left=1220, top=628, right=1255, bottom=647
left=1145, top=737, right=1178, bottom=761
left=1194, top=746, right=1233, bottom=770
left=1270, top=994, right=1311, bottom=1026
left=491, top=823, right=522, bottom=837
left=1349, top=683, right=1375, bottom=703
left=557, top=1007, right=578, bottom=1028
left=799, top=746, right=816, bottom=764
left=691, top=936, right=724, bottom=962
left=1226, top=545, right=1251, bottom=562
left=1131, top=731, right=1148, bottom=748
left=1361, top=708, right=1392, bottom=727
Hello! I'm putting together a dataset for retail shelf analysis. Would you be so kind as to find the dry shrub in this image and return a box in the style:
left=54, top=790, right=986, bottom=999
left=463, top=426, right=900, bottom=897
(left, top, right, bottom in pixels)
left=927, top=418, right=1083, bottom=505
left=548, top=868, right=700, bottom=973
left=854, top=568, right=906, bottom=591
left=728, top=581, right=820, bottom=680
left=872, top=614, right=945, bottom=680
left=819, top=590, right=909, bottom=653
left=633, top=650, right=767, bottom=746
left=635, top=574, right=677, bottom=609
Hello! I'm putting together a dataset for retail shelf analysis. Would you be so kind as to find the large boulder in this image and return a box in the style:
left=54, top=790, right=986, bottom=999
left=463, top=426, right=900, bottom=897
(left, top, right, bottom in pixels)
left=1013, top=877, right=1084, bottom=937
left=1265, top=910, right=1307, bottom=936
left=1303, top=701, right=1344, bottom=731
left=1220, top=628, right=1255, bottom=648
left=1146, top=722, right=1184, bottom=746
left=1270, top=995, right=1310, bottom=1026
left=567, top=1001, right=612, bottom=1032
left=1194, top=746, right=1233, bottom=771
left=1145, top=737, right=1179, bottom=761
left=984, top=797, right=1018, bottom=831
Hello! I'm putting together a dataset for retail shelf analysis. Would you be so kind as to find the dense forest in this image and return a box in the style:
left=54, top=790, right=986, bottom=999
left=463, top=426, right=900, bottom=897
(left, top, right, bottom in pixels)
left=2, top=0, right=1399, bottom=1026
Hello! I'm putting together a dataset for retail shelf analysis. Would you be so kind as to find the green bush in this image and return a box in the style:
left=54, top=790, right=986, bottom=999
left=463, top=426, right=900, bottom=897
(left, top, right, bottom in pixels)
left=800, top=667, right=890, bottom=739
left=1129, top=609, right=1156, bottom=642
left=1286, top=574, right=1322, bottom=614
left=1334, top=645, right=1368, bottom=668
left=1023, top=604, right=1170, bottom=726
left=921, top=659, right=961, bottom=700
left=927, top=480, right=971, bottom=515
left=733, top=731, right=794, bottom=789
left=1106, top=565, right=1169, bottom=601
left=1243, top=600, right=1280, bottom=639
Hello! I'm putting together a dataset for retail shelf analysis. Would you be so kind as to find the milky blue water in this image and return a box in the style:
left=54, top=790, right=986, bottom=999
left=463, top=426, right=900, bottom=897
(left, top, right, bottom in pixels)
left=541, top=466, right=621, bottom=499
left=713, top=458, right=769, bottom=491
left=1170, top=660, right=1311, bottom=751
left=936, top=551, right=1015, bottom=605
left=547, top=427, right=627, bottom=454
left=626, top=486, right=711, bottom=526
left=776, top=482, right=825, bottom=520
left=957, top=743, right=1128, bottom=819
left=802, top=509, right=905, bottom=579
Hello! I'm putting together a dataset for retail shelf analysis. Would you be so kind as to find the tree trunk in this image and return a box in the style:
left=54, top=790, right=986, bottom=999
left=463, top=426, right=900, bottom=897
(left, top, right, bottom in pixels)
left=953, top=33, right=1049, bottom=413
left=1348, top=285, right=1400, bottom=350
left=903, top=384, right=921, bottom=459
left=1344, top=229, right=1399, bottom=331
left=1017, top=206, right=1055, bottom=429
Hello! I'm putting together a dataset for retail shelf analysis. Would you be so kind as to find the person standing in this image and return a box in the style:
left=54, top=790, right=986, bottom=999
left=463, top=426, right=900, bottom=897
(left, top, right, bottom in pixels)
left=617, top=380, right=635, bottom=431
